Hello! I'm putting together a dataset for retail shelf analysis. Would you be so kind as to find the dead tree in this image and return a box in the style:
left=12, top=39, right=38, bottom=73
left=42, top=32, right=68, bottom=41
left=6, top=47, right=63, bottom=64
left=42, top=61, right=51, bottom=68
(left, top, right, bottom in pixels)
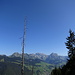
left=21, top=18, right=26, bottom=75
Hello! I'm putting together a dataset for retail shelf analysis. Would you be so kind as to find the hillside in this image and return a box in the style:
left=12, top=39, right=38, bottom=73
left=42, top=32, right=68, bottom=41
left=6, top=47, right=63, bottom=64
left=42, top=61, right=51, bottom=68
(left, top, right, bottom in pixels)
left=0, top=53, right=67, bottom=75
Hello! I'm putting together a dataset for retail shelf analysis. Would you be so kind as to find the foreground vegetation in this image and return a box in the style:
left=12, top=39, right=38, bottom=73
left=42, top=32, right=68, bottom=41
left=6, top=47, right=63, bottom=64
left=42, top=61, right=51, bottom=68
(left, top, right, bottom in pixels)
left=51, top=30, right=75, bottom=75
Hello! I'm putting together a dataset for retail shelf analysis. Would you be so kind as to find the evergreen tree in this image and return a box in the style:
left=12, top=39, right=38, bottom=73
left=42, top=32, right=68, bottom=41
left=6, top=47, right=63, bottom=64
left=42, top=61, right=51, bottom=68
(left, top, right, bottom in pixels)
left=65, top=29, right=75, bottom=59
left=51, top=29, right=75, bottom=75
left=64, top=29, right=75, bottom=75
left=51, top=67, right=61, bottom=75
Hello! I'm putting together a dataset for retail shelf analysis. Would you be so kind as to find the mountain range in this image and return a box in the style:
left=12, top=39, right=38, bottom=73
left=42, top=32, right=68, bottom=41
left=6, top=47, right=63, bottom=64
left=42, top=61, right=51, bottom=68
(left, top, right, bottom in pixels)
left=0, top=52, right=68, bottom=75
left=11, top=52, right=67, bottom=65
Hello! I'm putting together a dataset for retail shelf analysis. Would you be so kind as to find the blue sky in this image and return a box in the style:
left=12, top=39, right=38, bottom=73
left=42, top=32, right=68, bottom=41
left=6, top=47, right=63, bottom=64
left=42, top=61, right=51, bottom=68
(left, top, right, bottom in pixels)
left=0, top=0, right=75, bottom=56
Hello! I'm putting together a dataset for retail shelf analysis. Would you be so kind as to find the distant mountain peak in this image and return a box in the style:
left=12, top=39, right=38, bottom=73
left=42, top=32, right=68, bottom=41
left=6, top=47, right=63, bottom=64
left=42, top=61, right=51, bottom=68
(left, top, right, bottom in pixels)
left=35, top=53, right=47, bottom=55
left=11, top=52, right=21, bottom=57
left=50, top=53, right=58, bottom=57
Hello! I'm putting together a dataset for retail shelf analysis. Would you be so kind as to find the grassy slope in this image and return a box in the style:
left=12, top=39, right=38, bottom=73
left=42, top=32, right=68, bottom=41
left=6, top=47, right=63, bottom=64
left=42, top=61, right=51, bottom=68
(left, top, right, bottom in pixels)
left=0, top=55, right=66, bottom=75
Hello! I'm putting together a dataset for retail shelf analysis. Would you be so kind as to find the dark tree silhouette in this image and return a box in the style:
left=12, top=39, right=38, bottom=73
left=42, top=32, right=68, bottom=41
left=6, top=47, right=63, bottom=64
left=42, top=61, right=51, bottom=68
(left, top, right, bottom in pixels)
left=65, top=29, right=75, bottom=59
left=51, top=67, right=62, bottom=75
left=51, top=29, right=75, bottom=75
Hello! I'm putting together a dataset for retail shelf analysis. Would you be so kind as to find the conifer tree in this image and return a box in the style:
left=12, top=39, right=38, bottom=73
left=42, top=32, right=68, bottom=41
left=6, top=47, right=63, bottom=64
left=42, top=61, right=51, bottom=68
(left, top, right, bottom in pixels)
left=65, top=29, right=75, bottom=75
left=65, top=29, right=75, bottom=59
left=51, top=67, right=61, bottom=75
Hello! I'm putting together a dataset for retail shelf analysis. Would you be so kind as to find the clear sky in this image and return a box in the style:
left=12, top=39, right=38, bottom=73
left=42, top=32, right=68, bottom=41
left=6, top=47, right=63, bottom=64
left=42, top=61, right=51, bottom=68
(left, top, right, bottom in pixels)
left=0, top=0, right=75, bottom=56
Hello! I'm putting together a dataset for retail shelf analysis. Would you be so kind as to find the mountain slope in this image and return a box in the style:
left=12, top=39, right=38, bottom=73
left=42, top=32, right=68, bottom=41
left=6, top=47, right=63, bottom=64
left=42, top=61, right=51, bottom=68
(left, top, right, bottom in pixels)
left=0, top=53, right=67, bottom=75
left=11, top=52, right=67, bottom=65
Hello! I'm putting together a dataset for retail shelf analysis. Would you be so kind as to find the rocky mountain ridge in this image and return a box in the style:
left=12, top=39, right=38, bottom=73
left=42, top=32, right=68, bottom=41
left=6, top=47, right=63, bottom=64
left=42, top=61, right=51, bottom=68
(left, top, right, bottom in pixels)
left=10, top=52, right=67, bottom=65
